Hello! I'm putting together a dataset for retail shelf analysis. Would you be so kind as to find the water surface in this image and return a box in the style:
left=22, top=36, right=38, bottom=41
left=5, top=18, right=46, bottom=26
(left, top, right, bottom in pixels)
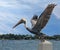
left=0, top=40, right=60, bottom=50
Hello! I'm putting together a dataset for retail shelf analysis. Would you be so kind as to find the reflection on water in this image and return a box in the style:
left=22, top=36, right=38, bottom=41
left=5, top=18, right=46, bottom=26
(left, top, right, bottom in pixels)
left=0, top=40, right=60, bottom=50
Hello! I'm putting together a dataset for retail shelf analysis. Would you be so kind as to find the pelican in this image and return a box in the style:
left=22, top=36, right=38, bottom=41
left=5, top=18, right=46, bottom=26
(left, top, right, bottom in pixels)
left=13, top=4, right=56, bottom=40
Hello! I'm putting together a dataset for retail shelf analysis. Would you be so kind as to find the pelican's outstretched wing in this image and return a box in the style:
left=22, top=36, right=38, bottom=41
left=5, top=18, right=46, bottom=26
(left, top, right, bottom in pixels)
left=32, top=4, right=56, bottom=32
left=31, top=15, right=38, bottom=27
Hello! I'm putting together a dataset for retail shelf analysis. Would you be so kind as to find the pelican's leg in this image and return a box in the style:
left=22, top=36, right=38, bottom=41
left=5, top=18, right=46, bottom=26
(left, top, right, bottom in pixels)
left=40, top=35, right=45, bottom=42
left=37, top=32, right=46, bottom=42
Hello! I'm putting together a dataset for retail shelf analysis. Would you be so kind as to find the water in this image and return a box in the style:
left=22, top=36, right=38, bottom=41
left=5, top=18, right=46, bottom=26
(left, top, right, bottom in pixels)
left=0, top=40, right=60, bottom=50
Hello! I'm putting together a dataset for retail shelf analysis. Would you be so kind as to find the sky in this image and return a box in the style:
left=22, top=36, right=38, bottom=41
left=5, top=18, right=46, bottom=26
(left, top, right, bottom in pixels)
left=0, top=0, right=60, bottom=36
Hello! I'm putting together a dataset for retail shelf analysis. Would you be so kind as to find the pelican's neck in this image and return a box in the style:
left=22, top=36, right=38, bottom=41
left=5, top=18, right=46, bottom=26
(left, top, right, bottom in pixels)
left=24, top=22, right=31, bottom=32
left=24, top=23, right=27, bottom=28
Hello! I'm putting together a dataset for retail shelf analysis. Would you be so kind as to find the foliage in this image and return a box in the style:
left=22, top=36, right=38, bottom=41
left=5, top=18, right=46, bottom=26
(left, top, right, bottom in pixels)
left=0, top=33, right=60, bottom=40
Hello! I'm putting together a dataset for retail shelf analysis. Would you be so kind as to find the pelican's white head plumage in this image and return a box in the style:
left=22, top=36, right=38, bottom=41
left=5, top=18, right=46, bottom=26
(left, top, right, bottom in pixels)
left=21, top=18, right=27, bottom=24
left=13, top=18, right=27, bottom=28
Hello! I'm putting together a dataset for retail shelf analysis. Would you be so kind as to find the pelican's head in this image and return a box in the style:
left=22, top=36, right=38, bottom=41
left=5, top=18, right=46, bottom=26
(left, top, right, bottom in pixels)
left=21, top=18, right=26, bottom=24
left=13, top=18, right=26, bottom=28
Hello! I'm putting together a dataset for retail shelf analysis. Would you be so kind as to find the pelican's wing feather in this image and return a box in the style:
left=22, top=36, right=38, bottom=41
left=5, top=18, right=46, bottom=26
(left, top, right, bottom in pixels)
left=32, top=4, right=56, bottom=32
left=31, top=15, right=38, bottom=27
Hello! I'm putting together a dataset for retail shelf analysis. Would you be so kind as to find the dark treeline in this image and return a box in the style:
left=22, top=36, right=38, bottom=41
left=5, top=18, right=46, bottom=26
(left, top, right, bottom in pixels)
left=0, top=33, right=35, bottom=40
left=0, top=33, right=60, bottom=40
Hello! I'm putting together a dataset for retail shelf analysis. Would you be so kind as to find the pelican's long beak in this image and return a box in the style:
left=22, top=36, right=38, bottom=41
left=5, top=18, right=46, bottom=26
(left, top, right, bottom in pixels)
left=13, top=19, right=23, bottom=28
